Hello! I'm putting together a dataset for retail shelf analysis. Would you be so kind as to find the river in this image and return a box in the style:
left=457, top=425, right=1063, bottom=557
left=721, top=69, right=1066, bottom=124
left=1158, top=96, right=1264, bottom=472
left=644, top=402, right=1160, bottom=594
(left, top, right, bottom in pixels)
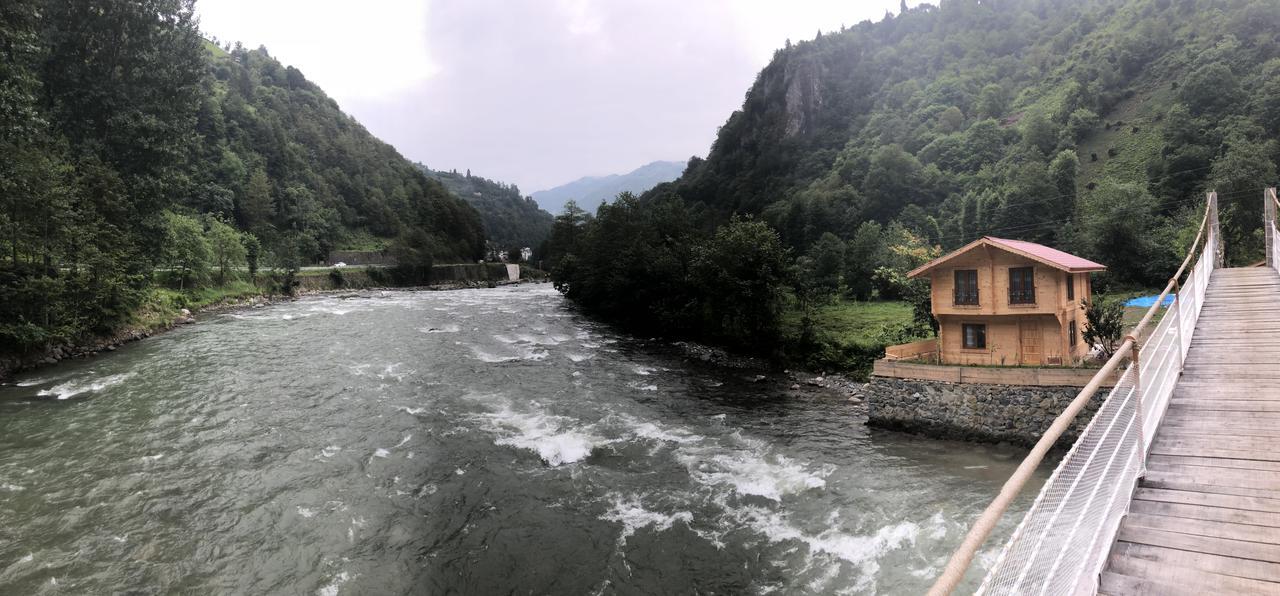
left=0, top=284, right=1042, bottom=594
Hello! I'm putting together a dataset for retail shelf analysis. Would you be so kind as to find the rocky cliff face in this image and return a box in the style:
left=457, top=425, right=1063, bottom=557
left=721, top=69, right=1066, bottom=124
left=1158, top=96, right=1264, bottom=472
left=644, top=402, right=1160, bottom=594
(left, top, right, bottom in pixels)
left=782, top=55, right=825, bottom=138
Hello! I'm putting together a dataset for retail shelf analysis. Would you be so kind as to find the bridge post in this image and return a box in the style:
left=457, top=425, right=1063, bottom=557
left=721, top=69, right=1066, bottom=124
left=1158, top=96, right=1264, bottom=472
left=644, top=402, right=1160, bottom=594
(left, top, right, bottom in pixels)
left=1170, top=279, right=1184, bottom=372
left=1208, top=192, right=1223, bottom=268
left=1127, top=336, right=1147, bottom=476
left=1267, top=190, right=1275, bottom=268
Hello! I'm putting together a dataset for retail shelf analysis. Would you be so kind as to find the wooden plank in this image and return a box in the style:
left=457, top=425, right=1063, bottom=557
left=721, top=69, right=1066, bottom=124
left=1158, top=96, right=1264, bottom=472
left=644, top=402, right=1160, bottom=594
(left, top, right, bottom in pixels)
left=1166, top=401, right=1280, bottom=412
left=1152, top=437, right=1280, bottom=454
left=1148, top=445, right=1280, bottom=464
left=1141, top=474, right=1280, bottom=499
left=1116, top=525, right=1280, bottom=564
left=1111, top=541, right=1280, bottom=583
left=1129, top=499, right=1280, bottom=528
left=1147, top=454, right=1280, bottom=473
left=1133, top=487, right=1280, bottom=514
left=1098, top=571, right=1226, bottom=596
left=1106, top=553, right=1280, bottom=594
left=1125, top=513, right=1280, bottom=544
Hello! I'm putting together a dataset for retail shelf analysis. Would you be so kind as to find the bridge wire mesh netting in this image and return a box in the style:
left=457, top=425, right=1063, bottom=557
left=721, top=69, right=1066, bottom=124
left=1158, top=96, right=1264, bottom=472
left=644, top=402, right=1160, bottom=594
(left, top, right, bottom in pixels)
left=971, top=197, right=1218, bottom=596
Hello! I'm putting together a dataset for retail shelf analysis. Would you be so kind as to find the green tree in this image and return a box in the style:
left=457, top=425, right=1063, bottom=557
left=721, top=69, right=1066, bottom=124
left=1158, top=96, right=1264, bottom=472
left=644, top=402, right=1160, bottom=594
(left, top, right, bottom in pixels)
left=1080, top=182, right=1173, bottom=285
left=977, top=83, right=1007, bottom=119
left=241, top=168, right=274, bottom=233
left=205, top=217, right=247, bottom=285
left=162, top=212, right=211, bottom=290
left=1064, top=108, right=1099, bottom=145
left=1180, top=63, right=1241, bottom=116
left=690, top=218, right=790, bottom=344
left=843, top=221, right=883, bottom=300
left=1020, top=110, right=1057, bottom=156
left=1208, top=135, right=1279, bottom=264
left=862, top=145, right=925, bottom=222
left=808, top=232, right=845, bottom=296
left=937, top=106, right=965, bottom=134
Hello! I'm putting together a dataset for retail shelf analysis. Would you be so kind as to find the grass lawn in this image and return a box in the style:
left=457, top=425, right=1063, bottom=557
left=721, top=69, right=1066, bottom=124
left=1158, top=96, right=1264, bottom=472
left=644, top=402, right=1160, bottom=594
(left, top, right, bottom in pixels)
left=782, top=299, right=918, bottom=344
left=781, top=298, right=924, bottom=376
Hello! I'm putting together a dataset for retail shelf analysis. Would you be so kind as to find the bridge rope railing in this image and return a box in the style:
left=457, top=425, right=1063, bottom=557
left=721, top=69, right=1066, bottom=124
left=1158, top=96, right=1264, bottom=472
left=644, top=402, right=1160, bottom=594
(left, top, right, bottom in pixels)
left=927, top=192, right=1221, bottom=596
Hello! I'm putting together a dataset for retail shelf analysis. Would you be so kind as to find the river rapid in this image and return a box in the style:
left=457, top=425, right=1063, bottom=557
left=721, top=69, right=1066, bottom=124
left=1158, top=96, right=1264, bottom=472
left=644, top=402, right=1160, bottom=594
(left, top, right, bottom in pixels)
left=0, top=284, right=1041, bottom=595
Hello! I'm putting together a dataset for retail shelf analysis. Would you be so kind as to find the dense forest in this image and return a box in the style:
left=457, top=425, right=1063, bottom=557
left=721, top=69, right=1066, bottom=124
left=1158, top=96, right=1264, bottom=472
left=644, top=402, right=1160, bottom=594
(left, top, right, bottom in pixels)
left=547, top=0, right=1280, bottom=355
left=0, top=0, right=485, bottom=352
left=419, top=165, right=553, bottom=257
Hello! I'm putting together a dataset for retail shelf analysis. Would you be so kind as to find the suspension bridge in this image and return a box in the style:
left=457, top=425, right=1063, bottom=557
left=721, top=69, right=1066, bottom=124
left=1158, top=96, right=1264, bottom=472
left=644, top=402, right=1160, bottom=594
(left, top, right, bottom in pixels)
left=929, top=189, right=1280, bottom=595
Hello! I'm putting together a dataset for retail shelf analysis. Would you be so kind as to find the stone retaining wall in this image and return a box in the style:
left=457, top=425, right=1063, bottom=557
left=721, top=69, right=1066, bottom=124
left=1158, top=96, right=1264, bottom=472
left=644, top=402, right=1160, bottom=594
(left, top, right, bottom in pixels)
left=866, top=376, right=1108, bottom=447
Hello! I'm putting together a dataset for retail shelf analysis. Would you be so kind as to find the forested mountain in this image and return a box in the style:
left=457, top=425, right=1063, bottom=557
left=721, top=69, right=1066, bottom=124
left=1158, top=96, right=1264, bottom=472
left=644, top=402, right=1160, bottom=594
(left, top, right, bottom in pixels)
left=548, top=0, right=1280, bottom=351
left=0, top=0, right=484, bottom=351
left=531, top=160, right=685, bottom=215
left=419, top=165, right=553, bottom=254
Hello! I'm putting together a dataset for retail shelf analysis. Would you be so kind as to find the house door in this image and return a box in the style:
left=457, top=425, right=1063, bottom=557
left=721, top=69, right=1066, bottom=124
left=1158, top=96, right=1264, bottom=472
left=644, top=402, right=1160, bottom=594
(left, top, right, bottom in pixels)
left=1019, top=318, right=1043, bottom=366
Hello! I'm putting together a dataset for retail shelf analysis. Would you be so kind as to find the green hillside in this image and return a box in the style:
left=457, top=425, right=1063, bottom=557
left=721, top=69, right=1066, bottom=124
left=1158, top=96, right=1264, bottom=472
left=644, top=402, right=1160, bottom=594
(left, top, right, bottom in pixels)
left=0, top=0, right=484, bottom=351
left=548, top=0, right=1280, bottom=354
left=419, top=166, right=553, bottom=255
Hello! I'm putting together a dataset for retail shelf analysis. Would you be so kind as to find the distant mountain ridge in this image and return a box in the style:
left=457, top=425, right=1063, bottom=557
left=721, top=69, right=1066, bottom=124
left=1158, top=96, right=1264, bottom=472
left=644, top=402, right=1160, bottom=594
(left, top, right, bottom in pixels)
left=532, top=160, right=686, bottom=215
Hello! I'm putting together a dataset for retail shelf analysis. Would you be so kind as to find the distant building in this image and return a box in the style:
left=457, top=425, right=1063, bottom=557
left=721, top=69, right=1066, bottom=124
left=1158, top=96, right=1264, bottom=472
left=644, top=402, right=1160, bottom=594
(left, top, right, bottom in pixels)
left=907, top=237, right=1106, bottom=366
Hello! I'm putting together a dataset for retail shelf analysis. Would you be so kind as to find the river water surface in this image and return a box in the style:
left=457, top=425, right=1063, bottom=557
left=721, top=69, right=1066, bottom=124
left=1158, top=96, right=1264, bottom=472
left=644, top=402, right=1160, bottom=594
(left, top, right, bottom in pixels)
left=0, top=284, right=1041, bottom=594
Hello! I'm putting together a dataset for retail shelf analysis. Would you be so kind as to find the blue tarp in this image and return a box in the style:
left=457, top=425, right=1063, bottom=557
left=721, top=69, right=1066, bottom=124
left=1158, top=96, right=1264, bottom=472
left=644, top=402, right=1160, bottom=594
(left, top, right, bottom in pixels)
left=1124, top=294, right=1175, bottom=308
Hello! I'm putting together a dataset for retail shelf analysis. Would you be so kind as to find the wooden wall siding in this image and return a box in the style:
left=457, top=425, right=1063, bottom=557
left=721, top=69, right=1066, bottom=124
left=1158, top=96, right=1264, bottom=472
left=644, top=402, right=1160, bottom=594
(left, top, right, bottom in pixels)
left=884, top=338, right=939, bottom=361
left=938, top=315, right=1064, bottom=365
left=927, top=247, right=1094, bottom=366
left=872, top=359, right=1119, bottom=387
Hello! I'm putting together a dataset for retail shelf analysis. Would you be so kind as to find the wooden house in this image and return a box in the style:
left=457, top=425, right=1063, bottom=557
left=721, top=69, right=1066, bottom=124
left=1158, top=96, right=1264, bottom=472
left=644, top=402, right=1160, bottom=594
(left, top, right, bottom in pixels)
left=907, top=237, right=1106, bottom=366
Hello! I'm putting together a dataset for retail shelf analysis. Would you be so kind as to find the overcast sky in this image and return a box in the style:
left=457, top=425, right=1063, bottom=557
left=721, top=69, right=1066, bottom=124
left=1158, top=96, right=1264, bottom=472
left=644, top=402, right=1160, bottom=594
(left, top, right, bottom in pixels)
left=197, top=0, right=917, bottom=193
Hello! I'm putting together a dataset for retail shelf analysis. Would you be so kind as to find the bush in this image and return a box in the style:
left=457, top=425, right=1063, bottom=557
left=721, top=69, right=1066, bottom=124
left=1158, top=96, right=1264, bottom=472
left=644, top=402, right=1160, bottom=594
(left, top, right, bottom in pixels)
left=1083, top=298, right=1125, bottom=359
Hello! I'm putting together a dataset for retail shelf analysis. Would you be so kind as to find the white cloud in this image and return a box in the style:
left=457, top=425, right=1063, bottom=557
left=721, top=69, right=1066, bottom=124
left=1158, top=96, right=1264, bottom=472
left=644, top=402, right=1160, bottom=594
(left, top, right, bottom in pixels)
left=197, top=0, right=438, bottom=100
left=195, top=0, right=918, bottom=191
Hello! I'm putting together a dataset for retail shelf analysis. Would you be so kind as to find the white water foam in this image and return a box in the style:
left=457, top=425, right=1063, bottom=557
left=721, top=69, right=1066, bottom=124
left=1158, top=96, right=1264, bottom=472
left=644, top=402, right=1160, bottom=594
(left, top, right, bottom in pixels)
left=316, top=571, right=351, bottom=596
left=475, top=402, right=603, bottom=466
left=600, top=496, right=693, bottom=547
left=37, top=372, right=135, bottom=400
left=15, top=376, right=56, bottom=387
left=318, top=446, right=341, bottom=458
left=372, top=449, right=390, bottom=459
left=565, top=353, right=593, bottom=362
left=685, top=450, right=829, bottom=501
left=467, top=344, right=547, bottom=363
left=628, top=382, right=658, bottom=392
left=733, top=506, right=921, bottom=593
left=297, top=506, right=318, bottom=518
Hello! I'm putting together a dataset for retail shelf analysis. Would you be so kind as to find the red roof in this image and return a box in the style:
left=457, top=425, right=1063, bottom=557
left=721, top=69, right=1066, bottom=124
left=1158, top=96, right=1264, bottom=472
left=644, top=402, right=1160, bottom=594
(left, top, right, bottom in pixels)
left=985, top=237, right=1107, bottom=272
left=908, top=236, right=1106, bottom=278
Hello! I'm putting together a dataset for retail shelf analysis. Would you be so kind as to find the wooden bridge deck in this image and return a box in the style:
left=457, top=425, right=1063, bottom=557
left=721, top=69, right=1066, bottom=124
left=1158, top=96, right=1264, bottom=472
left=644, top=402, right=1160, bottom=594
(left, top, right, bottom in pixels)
left=1100, top=267, right=1280, bottom=595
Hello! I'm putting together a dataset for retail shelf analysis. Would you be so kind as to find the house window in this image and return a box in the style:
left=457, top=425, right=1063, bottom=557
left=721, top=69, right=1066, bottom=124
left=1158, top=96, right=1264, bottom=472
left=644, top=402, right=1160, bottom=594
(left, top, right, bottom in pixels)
left=962, top=323, right=986, bottom=349
left=954, top=269, right=979, bottom=305
left=1066, top=273, right=1075, bottom=301
left=1069, top=321, right=1077, bottom=346
left=1009, top=267, right=1036, bottom=304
